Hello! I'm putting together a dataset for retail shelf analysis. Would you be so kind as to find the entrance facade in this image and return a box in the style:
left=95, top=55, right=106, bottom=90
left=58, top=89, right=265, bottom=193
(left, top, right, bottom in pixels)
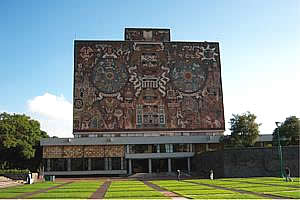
left=40, top=28, right=226, bottom=176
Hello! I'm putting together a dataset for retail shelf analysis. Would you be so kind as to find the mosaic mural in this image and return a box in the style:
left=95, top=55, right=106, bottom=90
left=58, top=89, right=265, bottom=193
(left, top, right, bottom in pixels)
left=74, top=28, right=224, bottom=132
left=125, top=28, right=170, bottom=42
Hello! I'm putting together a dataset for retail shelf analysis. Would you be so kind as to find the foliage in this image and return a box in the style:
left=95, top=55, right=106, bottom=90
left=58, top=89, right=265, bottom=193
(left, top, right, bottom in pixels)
left=0, top=112, right=49, bottom=171
left=220, top=112, right=260, bottom=148
left=0, top=169, right=30, bottom=175
left=272, top=116, right=300, bottom=146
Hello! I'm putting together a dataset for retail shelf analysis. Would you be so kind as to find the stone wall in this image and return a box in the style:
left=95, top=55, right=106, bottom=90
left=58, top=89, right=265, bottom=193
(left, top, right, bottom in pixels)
left=43, top=145, right=125, bottom=158
left=192, top=146, right=299, bottom=178
left=191, top=150, right=224, bottom=178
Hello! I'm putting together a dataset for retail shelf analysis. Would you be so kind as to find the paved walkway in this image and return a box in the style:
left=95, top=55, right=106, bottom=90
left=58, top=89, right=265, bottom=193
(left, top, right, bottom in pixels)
left=143, top=181, right=190, bottom=200
left=183, top=180, right=293, bottom=199
left=89, top=180, right=111, bottom=199
left=15, top=181, right=73, bottom=199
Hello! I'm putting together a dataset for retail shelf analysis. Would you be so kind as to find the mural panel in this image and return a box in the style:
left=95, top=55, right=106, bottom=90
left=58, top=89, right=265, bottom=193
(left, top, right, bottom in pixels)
left=74, top=29, right=224, bottom=132
left=125, top=28, right=170, bottom=42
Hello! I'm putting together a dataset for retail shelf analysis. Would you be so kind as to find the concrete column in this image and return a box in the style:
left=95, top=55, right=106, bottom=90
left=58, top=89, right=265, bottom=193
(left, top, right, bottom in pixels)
left=189, top=144, right=193, bottom=152
left=128, top=159, right=132, bottom=174
left=47, top=159, right=51, bottom=171
left=67, top=158, right=71, bottom=171
left=148, top=158, right=152, bottom=173
left=157, top=144, right=160, bottom=153
left=88, top=158, right=91, bottom=171
left=109, top=158, right=112, bottom=170
left=168, top=158, right=172, bottom=173
left=121, top=157, right=124, bottom=170
left=206, top=144, right=209, bottom=151
left=187, top=157, right=191, bottom=173
left=105, top=158, right=108, bottom=170
left=126, top=145, right=130, bottom=153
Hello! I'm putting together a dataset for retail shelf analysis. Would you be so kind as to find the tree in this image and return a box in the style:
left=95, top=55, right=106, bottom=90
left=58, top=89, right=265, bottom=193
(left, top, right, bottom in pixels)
left=220, top=111, right=261, bottom=147
left=0, top=112, right=49, bottom=171
left=272, top=116, right=300, bottom=146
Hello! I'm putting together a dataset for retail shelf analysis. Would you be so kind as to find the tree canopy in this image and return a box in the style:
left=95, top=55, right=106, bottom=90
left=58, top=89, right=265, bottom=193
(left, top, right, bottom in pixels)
left=220, top=111, right=261, bottom=148
left=272, top=116, right=300, bottom=146
left=0, top=112, right=49, bottom=171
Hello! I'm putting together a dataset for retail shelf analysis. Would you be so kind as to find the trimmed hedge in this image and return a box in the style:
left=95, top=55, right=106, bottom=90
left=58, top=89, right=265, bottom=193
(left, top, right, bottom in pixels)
left=0, top=169, right=30, bottom=175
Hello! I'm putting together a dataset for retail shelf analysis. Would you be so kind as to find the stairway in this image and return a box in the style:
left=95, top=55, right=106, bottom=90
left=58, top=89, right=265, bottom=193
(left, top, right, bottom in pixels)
left=129, top=172, right=192, bottom=179
left=0, top=176, right=23, bottom=188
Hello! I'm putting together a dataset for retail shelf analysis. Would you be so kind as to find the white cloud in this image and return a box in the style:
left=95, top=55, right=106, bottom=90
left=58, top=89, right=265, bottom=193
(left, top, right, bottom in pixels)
left=223, top=75, right=300, bottom=135
left=28, top=93, right=72, bottom=121
left=27, top=93, right=73, bottom=138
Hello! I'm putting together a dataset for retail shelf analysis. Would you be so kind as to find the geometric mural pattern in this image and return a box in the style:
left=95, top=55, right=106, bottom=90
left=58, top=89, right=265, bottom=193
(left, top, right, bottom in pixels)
left=43, top=145, right=125, bottom=158
left=74, top=29, right=224, bottom=132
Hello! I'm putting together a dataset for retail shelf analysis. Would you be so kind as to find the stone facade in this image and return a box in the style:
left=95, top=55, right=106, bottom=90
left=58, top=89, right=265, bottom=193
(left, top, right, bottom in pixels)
left=192, top=146, right=300, bottom=178
left=43, top=145, right=125, bottom=158
left=73, top=28, right=224, bottom=133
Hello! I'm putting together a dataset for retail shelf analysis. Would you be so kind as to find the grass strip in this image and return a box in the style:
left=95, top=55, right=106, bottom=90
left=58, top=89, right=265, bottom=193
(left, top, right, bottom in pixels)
left=108, top=187, right=154, bottom=191
left=174, top=188, right=235, bottom=195
left=186, top=193, right=268, bottom=199
left=0, top=182, right=62, bottom=199
left=105, top=181, right=168, bottom=199
left=266, top=190, right=300, bottom=199
left=239, top=186, right=297, bottom=193
left=105, top=190, right=169, bottom=198
left=29, top=181, right=103, bottom=199
left=29, top=191, right=95, bottom=199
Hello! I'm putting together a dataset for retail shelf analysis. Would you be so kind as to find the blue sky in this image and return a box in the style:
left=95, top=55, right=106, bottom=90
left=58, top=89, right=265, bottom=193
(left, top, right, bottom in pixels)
left=0, top=0, right=299, bottom=137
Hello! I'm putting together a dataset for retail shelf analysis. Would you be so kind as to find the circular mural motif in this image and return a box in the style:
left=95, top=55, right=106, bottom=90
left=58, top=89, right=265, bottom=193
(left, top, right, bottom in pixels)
left=74, top=99, right=83, bottom=109
left=170, top=62, right=208, bottom=93
left=92, top=59, right=128, bottom=94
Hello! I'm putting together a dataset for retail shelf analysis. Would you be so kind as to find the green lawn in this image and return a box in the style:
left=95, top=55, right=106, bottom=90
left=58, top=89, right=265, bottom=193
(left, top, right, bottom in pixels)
left=0, top=177, right=299, bottom=199
left=29, top=181, right=103, bottom=199
left=266, top=190, right=300, bottom=199
left=239, top=185, right=296, bottom=192
left=151, top=178, right=300, bottom=199
left=186, top=178, right=300, bottom=199
left=222, top=177, right=300, bottom=188
left=0, top=182, right=63, bottom=199
left=186, top=193, right=267, bottom=199
left=151, top=180, right=254, bottom=199
left=105, top=180, right=169, bottom=199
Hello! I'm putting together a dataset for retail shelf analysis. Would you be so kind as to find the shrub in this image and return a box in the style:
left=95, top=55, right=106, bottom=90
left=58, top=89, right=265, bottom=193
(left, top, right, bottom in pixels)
left=0, top=169, right=30, bottom=175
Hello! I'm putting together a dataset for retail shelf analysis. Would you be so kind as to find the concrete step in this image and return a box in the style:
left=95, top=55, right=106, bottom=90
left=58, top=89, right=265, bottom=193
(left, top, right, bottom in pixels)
left=0, top=176, right=23, bottom=189
left=0, top=176, right=12, bottom=182
left=129, top=172, right=191, bottom=179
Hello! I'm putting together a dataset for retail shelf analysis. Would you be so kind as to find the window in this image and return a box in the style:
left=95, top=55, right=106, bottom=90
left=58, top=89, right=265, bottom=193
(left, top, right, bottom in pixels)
left=160, top=115, right=165, bottom=124
left=173, top=144, right=189, bottom=152
left=159, top=144, right=166, bottom=153
left=91, top=158, right=105, bottom=170
left=71, top=158, right=88, bottom=171
left=91, top=118, right=98, bottom=128
left=50, top=158, right=67, bottom=171
left=137, top=115, right=142, bottom=125
left=112, top=157, right=121, bottom=170
left=165, top=144, right=173, bottom=153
